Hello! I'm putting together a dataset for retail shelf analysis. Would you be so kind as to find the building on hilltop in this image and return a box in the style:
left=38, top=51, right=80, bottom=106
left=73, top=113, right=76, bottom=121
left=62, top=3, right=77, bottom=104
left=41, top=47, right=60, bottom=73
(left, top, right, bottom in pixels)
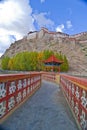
left=27, top=31, right=38, bottom=40
left=27, top=27, right=69, bottom=40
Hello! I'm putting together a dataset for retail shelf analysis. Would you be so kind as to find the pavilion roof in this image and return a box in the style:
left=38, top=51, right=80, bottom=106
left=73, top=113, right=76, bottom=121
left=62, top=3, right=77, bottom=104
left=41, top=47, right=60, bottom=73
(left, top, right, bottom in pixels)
left=44, top=55, right=63, bottom=63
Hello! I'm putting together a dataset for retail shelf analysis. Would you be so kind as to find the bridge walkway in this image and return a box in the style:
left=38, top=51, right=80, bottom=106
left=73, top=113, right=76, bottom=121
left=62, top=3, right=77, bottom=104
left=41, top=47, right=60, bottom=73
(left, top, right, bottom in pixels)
left=1, top=80, right=79, bottom=130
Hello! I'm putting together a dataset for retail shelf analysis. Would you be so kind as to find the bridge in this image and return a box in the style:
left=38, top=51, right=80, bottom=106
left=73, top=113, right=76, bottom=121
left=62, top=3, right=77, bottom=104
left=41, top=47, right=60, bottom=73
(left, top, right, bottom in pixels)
left=0, top=72, right=87, bottom=130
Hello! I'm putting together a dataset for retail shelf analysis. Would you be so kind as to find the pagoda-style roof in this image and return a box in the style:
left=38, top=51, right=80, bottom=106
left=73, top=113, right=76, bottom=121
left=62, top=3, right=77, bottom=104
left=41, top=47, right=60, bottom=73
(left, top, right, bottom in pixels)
left=44, top=55, right=63, bottom=63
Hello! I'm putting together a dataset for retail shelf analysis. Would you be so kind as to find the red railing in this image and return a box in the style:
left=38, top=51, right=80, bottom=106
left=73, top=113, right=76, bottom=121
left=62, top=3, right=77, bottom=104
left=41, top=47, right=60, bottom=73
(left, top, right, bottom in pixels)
left=0, top=72, right=41, bottom=122
left=0, top=72, right=87, bottom=130
left=42, top=72, right=56, bottom=82
left=60, top=74, right=87, bottom=130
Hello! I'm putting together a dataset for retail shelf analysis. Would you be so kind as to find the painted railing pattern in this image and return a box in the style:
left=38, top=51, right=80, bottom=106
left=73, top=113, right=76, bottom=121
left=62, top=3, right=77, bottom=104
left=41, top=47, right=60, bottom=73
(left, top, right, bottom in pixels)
left=0, top=71, right=87, bottom=130
left=0, top=72, right=41, bottom=121
left=42, top=72, right=56, bottom=82
left=60, top=74, right=87, bottom=130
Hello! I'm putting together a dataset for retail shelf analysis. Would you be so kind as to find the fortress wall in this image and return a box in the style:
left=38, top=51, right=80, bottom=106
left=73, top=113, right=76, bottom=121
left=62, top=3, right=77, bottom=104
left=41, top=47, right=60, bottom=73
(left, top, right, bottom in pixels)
left=38, top=29, right=44, bottom=39
left=69, top=32, right=87, bottom=38
left=27, top=32, right=37, bottom=40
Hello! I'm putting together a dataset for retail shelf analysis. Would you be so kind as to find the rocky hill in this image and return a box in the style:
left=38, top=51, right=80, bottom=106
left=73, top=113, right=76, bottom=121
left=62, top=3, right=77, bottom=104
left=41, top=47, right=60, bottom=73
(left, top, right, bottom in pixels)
left=2, top=27, right=87, bottom=75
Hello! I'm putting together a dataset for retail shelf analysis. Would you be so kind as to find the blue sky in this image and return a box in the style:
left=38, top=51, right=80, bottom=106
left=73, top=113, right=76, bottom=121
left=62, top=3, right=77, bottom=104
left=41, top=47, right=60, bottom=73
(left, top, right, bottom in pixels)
left=0, top=0, right=87, bottom=56
left=30, top=0, right=87, bottom=34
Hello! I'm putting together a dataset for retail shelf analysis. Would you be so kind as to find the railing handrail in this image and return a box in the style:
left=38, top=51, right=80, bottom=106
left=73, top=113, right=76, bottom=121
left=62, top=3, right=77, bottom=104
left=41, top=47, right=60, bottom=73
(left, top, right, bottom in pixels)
left=42, top=72, right=87, bottom=130
left=0, top=72, right=41, bottom=82
left=0, top=72, right=41, bottom=123
left=60, top=74, right=87, bottom=90
left=0, top=72, right=87, bottom=129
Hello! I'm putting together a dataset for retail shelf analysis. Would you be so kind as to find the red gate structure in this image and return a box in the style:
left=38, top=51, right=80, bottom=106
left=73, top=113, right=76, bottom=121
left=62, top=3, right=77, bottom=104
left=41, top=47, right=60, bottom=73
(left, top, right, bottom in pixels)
left=0, top=72, right=41, bottom=122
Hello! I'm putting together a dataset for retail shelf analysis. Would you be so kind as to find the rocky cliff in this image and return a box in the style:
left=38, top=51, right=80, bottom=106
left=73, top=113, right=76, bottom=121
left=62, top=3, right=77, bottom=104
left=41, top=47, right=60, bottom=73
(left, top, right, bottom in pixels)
left=2, top=28, right=87, bottom=75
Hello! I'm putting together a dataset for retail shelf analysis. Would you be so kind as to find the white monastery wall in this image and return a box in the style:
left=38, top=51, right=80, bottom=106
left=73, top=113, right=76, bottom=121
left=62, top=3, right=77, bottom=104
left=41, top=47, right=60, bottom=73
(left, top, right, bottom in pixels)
left=27, top=32, right=37, bottom=40
left=38, top=29, right=44, bottom=39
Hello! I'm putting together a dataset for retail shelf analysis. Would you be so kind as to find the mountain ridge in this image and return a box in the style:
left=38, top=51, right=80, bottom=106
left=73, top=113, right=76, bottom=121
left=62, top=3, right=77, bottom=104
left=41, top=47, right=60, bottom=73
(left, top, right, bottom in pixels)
left=2, top=27, right=87, bottom=75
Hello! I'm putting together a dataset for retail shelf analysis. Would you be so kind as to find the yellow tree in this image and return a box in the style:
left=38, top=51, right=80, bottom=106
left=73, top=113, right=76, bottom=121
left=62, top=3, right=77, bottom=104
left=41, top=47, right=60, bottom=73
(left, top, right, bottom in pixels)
left=37, top=52, right=44, bottom=71
left=8, top=58, right=14, bottom=70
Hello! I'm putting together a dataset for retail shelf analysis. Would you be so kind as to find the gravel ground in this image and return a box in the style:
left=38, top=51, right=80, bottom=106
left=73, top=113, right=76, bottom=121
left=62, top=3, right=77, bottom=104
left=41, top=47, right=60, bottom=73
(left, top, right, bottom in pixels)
left=1, top=80, right=79, bottom=130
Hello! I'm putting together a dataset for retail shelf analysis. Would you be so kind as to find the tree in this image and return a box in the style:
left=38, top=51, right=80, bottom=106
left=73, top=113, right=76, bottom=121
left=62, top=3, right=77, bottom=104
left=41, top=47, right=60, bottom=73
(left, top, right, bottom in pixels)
left=37, top=52, right=44, bottom=70
left=60, top=55, right=69, bottom=72
left=1, top=56, right=10, bottom=70
left=2, top=50, right=69, bottom=72
left=43, top=50, right=54, bottom=60
left=8, top=58, right=14, bottom=70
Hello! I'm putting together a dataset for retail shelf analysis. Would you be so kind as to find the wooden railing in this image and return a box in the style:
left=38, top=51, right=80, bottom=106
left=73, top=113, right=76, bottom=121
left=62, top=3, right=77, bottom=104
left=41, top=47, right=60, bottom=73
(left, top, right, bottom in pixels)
left=60, top=74, right=87, bottom=130
left=0, top=72, right=41, bottom=122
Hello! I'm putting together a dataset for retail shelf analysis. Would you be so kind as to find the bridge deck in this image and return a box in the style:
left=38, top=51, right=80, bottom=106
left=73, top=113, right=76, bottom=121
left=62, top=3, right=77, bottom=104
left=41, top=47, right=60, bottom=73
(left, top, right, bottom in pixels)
left=1, top=80, right=79, bottom=130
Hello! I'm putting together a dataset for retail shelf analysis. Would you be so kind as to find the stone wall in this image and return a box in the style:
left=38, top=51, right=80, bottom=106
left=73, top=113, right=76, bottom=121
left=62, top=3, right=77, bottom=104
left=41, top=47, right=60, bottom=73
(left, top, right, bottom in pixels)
left=27, top=32, right=37, bottom=40
left=27, top=28, right=69, bottom=41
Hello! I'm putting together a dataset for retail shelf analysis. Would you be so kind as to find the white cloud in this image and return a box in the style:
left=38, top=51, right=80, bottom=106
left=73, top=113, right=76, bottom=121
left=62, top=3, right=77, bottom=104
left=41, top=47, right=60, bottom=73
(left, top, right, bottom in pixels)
left=66, top=20, right=72, bottom=29
left=0, top=0, right=55, bottom=56
left=55, top=21, right=72, bottom=33
left=33, top=12, right=54, bottom=29
left=0, top=0, right=35, bottom=56
left=0, top=53, right=3, bottom=58
left=40, top=0, right=45, bottom=3
left=56, top=24, right=64, bottom=32
left=0, top=35, right=12, bottom=53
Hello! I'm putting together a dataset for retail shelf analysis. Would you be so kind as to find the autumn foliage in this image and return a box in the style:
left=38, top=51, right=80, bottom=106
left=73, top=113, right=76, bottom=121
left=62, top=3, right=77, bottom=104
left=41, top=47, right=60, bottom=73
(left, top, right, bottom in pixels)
left=1, top=50, right=69, bottom=72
